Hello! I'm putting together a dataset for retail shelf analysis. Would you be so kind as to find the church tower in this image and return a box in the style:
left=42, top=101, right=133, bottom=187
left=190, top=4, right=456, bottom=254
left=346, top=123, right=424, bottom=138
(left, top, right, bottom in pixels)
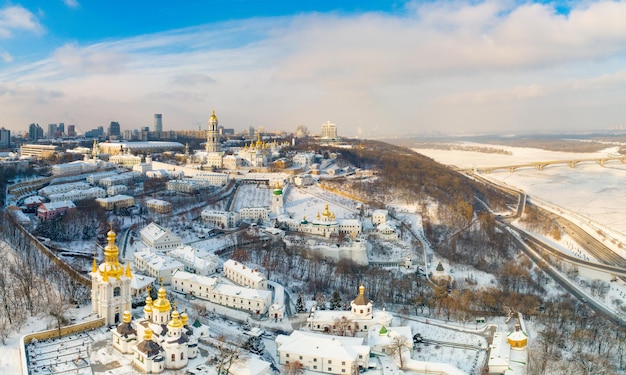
left=271, top=181, right=284, bottom=215
left=91, top=227, right=132, bottom=325
left=205, top=110, right=220, bottom=153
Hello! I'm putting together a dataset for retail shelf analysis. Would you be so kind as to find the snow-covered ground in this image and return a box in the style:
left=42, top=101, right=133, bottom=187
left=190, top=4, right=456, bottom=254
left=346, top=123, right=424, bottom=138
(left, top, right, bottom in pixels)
left=415, top=142, right=626, bottom=317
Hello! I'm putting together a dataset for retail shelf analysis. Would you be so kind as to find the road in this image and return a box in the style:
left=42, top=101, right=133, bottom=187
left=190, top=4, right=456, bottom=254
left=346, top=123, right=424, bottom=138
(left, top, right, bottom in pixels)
left=502, top=223, right=626, bottom=326
left=464, top=170, right=626, bottom=325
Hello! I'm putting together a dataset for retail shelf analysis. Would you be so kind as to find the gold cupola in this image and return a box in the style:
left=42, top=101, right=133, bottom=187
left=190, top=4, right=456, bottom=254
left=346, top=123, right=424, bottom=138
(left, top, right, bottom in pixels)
left=168, top=310, right=184, bottom=329
left=152, top=286, right=171, bottom=313
left=322, top=203, right=332, bottom=217
left=99, top=226, right=124, bottom=279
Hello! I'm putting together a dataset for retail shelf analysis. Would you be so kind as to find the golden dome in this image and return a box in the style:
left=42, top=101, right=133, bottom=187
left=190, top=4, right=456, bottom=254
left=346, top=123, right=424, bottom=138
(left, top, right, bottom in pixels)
left=144, top=328, right=153, bottom=341
left=152, top=286, right=171, bottom=313
left=123, top=311, right=132, bottom=323
left=181, top=312, right=188, bottom=326
left=322, top=203, right=331, bottom=217
left=210, top=109, right=218, bottom=121
left=168, top=310, right=183, bottom=329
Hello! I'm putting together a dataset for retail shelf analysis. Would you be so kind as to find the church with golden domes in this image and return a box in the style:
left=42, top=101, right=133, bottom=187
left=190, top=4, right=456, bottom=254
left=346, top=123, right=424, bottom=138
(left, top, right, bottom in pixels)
left=91, top=228, right=208, bottom=373
left=282, top=203, right=362, bottom=239
left=91, top=227, right=133, bottom=325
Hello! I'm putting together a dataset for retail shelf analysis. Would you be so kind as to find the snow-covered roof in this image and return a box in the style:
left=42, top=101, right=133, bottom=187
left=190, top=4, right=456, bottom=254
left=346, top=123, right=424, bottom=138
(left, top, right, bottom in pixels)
left=146, top=199, right=171, bottom=207
left=229, top=356, right=271, bottom=375
left=140, top=222, right=180, bottom=244
left=130, top=274, right=156, bottom=290
left=276, top=330, right=368, bottom=360
left=224, top=259, right=266, bottom=283
left=169, top=245, right=217, bottom=269
left=134, top=250, right=184, bottom=271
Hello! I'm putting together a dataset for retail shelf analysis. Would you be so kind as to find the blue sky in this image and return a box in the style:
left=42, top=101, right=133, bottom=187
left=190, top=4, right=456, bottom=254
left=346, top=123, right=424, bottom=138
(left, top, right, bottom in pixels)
left=2, top=1, right=626, bottom=137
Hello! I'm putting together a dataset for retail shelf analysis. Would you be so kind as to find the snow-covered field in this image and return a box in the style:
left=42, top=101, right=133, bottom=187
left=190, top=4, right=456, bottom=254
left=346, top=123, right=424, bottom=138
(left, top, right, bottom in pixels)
left=414, top=143, right=626, bottom=234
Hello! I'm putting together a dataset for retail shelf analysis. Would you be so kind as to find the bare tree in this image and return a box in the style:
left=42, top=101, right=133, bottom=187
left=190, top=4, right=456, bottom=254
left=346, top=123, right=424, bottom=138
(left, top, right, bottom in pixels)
left=284, top=360, right=305, bottom=375
left=388, top=334, right=411, bottom=369
left=48, top=291, right=71, bottom=338
left=214, top=334, right=246, bottom=375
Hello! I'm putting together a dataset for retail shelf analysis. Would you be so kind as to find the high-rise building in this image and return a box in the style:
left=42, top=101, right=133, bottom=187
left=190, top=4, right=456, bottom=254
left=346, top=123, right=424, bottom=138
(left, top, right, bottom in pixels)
left=58, top=123, right=65, bottom=136
left=0, top=127, right=10, bottom=149
left=154, top=114, right=162, bottom=133
left=67, top=125, right=76, bottom=137
left=108, top=121, right=121, bottom=139
left=249, top=126, right=255, bottom=138
left=28, top=123, right=43, bottom=141
left=206, top=110, right=220, bottom=153
left=48, top=123, right=57, bottom=139
left=321, top=121, right=338, bottom=140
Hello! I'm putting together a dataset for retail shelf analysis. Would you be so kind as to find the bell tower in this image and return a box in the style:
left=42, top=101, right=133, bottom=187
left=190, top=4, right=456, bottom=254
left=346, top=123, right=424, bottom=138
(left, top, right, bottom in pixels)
left=91, top=226, right=132, bottom=325
left=206, top=110, right=220, bottom=153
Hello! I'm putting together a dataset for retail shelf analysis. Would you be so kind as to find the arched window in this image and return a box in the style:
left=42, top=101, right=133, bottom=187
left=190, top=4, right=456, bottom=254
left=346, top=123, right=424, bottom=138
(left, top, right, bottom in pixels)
left=171, top=354, right=175, bottom=362
left=114, top=287, right=121, bottom=297
left=180, top=352, right=184, bottom=360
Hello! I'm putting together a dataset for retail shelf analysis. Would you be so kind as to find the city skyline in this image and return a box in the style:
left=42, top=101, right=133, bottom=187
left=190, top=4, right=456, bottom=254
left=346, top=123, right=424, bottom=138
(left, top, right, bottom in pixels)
left=2, top=1, right=626, bottom=136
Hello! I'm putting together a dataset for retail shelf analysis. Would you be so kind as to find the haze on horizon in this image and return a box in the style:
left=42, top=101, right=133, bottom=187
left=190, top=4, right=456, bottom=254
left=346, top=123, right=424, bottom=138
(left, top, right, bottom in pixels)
left=2, top=0, right=626, bottom=137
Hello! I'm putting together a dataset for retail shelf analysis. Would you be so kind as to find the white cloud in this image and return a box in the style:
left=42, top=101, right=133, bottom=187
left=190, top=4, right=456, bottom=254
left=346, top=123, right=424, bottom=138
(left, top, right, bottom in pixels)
left=3, top=1, right=626, bottom=135
left=63, top=0, right=80, bottom=9
left=0, top=5, right=44, bottom=38
left=0, top=50, right=13, bottom=63
left=52, top=43, right=129, bottom=75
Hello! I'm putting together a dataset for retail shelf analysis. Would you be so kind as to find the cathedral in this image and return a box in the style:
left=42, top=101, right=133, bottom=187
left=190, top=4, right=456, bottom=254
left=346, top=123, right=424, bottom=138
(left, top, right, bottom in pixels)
left=92, top=228, right=208, bottom=373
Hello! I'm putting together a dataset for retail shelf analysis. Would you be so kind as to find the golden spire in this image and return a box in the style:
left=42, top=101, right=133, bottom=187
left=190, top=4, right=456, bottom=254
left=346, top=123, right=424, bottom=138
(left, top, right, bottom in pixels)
left=322, top=203, right=331, bottom=217
left=100, top=224, right=124, bottom=278
left=102, top=267, right=108, bottom=282
left=125, top=263, right=132, bottom=278
left=144, top=287, right=153, bottom=314
left=92, top=256, right=97, bottom=273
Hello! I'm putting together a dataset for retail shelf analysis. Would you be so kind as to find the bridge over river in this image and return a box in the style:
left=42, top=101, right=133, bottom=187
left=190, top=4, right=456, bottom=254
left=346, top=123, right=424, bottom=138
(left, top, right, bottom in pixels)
left=471, top=155, right=626, bottom=173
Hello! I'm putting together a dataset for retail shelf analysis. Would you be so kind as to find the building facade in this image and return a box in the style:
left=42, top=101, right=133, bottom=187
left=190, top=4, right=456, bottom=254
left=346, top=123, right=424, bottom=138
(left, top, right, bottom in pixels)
left=90, top=228, right=133, bottom=325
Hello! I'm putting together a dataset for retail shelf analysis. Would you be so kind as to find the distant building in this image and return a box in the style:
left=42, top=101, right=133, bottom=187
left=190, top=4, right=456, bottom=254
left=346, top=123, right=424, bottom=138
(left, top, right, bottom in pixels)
left=47, top=123, right=57, bottom=138
left=37, top=201, right=76, bottom=220
left=205, top=110, right=220, bottom=153
left=133, top=249, right=184, bottom=284
left=28, top=123, right=43, bottom=141
left=19, top=144, right=62, bottom=158
left=320, top=121, right=338, bottom=140
left=108, top=121, right=121, bottom=139
left=154, top=114, right=163, bottom=132
left=171, top=270, right=272, bottom=315
left=223, top=259, right=267, bottom=289
left=95, top=195, right=135, bottom=211
left=168, top=245, right=219, bottom=276
left=372, top=209, right=388, bottom=225
left=276, top=331, right=370, bottom=374
left=140, top=222, right=182, bottom=251
left=67, top=124, right=76, bottom=137
left=0, top=127, right=10, bottom=149
left=146, top=199, right=172, bottom=214
left=200, top=209, right=240, bottom=229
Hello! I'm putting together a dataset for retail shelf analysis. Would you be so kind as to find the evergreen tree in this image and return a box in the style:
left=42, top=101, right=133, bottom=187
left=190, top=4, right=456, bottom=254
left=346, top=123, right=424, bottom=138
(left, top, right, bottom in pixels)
left=330, top=290, right=342, bottom=310
left=296, top=293, right=307, bottom=313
